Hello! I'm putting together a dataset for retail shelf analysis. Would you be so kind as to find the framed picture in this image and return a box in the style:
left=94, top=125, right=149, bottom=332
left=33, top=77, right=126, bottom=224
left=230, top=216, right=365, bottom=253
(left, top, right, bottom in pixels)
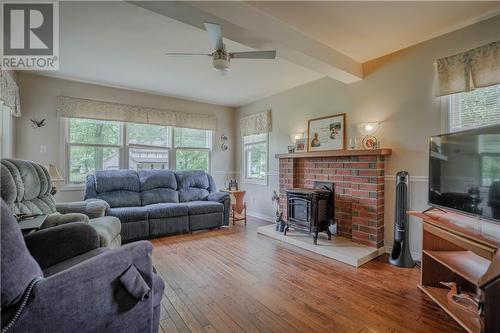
left=287, top=145, right=295, bottom=154
left=307, top=113, right=346, bottom=151
left=295, top=138, right=307, bottom=153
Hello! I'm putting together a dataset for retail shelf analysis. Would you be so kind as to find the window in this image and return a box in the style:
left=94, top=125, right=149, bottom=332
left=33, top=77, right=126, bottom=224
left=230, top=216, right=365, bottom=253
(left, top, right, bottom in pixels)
left=67, top=119, right=121, bottom=183
left=448, top=84, right=500, bottom=132
left=479, top=134, right=500, bottom=187
left=174, top=128, right=211, bottom=172
left=127, top=123, right=170, bottom=171
left=0, top=105, right=14, bottom=158
left=243, top=133, right=268, bottom=184
left=65, top=119, right=211, bottom=184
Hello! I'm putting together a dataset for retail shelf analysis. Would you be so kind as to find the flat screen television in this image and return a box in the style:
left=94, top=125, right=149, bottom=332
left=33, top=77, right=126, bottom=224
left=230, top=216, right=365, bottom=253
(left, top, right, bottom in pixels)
left=429, top=124, right=500, bottom=222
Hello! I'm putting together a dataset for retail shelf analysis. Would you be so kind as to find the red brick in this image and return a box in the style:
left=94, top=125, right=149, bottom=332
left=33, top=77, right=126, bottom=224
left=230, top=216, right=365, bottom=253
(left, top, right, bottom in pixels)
left=358, top=155, right=378, bottom=161
left=358, top=169, right=380, bottom=177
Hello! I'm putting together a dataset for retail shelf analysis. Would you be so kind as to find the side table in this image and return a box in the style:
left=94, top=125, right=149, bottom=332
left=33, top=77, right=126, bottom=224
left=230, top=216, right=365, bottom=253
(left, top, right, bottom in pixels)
left=221, top=190, right=246, bottom=225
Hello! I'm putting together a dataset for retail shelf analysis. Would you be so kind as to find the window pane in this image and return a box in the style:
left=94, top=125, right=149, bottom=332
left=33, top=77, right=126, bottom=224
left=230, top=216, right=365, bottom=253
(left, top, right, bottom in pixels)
left=450, top=84, right=500, bottom=132
left=246, top=142, right=267, bottom=179
left=175, top=150, right=209, bottom=172
left=129, top=147, right=169, bottom=171
left=482, top=155, right=500, bottom=187
left=127, top=123, right=169, bottom=147
left=174, top=128, right=210, bottom=148
left=69, top=119, right=119, bottom=145
left=69, top=146, right=119, bottom=183
left=243, top=133, right=267, bottom=145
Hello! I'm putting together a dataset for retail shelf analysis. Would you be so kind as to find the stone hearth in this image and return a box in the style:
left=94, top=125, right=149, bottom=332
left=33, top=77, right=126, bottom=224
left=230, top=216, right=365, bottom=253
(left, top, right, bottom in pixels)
left=278, top=152, right=389, bottom=248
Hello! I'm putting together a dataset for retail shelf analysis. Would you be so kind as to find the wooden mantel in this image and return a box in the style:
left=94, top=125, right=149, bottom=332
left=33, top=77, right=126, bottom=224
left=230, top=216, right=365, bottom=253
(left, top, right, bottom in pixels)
left=275, top=148, right=392, bottom=159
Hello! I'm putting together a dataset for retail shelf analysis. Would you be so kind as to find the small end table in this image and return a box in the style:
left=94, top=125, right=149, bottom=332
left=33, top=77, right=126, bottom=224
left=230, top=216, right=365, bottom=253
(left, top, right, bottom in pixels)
left=17, top=214, right=47, bottom=235
left=221, top=190, right=247, bottom=225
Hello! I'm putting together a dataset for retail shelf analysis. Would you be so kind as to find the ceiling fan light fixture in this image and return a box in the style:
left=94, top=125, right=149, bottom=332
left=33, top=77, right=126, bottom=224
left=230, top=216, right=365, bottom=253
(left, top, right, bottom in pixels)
left=212, top=50, right=230, bottom=72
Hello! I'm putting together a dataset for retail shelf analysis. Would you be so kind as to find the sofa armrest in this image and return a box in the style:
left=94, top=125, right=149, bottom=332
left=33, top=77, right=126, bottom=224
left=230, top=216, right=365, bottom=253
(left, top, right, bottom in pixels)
left=56, top=199, right=110, bottom=218
left=207, top=192, right=231, bottom=226
left=24, top=222, right=100, bottom=269
left=207, top=192, right=230, bottom=203
left=26, top=242, right=156, bottom=332
left=43, top=212, right=89, bottom=228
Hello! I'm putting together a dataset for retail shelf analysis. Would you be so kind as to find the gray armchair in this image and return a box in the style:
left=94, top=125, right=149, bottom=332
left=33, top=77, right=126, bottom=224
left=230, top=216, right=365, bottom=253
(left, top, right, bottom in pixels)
left=0, top=159, right=121, bottom=248
left=0, top=199, right=164, bottom=332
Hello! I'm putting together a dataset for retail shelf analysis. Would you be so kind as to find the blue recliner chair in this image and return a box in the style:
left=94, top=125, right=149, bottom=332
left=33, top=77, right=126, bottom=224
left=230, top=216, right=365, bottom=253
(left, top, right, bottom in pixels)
left=0, top=199, right=165, bottom=333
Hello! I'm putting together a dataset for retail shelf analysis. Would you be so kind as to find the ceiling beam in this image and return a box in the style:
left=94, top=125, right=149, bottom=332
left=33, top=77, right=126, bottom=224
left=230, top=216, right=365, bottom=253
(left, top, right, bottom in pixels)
left=131, top=1, right=363, bottom=83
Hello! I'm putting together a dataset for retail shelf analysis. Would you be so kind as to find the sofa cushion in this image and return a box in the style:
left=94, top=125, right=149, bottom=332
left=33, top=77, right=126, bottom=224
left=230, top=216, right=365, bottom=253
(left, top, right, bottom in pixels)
left=97, top=191, right=141, bottom=208
left=139, top=170, right=177, bottom=191
left=175, top=171, right=210, bottom=202
left=95, top=170, right=140, bottom=193
left=185, top=201, right=223, bottom=215
left=139, top=170, right=179, bottom=205
left=107, top=206, right=148, bottom=223
left=1, top=159, right=56, bottom=215
left=178, top=188, right=210, bottom=202
left=146, top=203, right=188, bottom=219
left=141, top=189, right=179, bottom=206
left=43, top=248, right=107, bottom=277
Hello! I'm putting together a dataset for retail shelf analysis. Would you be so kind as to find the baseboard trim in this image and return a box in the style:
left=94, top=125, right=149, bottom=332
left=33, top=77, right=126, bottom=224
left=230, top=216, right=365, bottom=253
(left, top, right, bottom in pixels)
left=247, top=210, right=275, bottom=223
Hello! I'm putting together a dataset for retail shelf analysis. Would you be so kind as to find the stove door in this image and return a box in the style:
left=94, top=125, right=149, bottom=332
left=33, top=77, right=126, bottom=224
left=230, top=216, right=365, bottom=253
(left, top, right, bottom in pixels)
left=288, top=197, right=311, bottom=226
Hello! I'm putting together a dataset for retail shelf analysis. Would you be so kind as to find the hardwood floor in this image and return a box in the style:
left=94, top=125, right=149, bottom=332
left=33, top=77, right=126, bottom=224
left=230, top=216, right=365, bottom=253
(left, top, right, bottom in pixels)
left=151, top=217, right=464, bottom=333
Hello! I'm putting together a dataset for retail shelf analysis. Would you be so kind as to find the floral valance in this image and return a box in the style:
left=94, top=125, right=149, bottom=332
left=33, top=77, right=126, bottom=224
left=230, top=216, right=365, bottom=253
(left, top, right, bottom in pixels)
left=240, top=110, right=272, bottom=136
left=0, top=69, right=21, bottom=117
left=435, top=40, right=500, bottom=97
left=56, top=96, right=217, bottom=131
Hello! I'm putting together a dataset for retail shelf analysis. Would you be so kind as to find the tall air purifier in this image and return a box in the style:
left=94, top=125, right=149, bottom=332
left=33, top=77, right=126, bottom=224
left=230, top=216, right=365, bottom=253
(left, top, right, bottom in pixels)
left=389, top=171, right=415, bottom=268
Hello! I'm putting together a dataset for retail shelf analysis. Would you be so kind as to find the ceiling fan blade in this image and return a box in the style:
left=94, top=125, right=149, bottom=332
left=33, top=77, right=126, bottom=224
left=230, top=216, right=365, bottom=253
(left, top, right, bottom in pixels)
left=204, top=22, right=223, bottom=50
left=229, top=51, right=276, bottom=59
left=164, top=52, right=212, bottom=56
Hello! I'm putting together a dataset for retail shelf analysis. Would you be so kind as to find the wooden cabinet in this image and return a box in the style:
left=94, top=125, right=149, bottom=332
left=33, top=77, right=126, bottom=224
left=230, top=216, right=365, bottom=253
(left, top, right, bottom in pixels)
left=410, top=211, right=500, bottom=333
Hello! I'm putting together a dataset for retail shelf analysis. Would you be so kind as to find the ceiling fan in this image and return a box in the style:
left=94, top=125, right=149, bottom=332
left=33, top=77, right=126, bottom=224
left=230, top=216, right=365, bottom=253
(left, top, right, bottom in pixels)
left=165, top=22, right=277, bottom=75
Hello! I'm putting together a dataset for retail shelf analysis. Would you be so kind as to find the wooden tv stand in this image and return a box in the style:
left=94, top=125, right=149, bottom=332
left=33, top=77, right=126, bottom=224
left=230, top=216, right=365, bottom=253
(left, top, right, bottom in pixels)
left=409, top=210, right=500, bottom=333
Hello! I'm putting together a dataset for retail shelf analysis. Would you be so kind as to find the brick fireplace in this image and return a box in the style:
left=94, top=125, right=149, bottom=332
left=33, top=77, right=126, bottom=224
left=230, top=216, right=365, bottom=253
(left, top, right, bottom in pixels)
left=277, top=150, right=391, bottom=248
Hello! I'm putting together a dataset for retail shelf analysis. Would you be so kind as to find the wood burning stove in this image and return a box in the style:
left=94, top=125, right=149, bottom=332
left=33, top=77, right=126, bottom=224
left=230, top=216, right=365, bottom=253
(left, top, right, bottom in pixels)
left=285, top=182, right=334, bottom=244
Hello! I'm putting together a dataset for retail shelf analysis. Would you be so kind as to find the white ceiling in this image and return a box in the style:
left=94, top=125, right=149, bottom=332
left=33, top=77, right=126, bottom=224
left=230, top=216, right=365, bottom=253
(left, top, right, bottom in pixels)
left=55, top=1, right=321, bottom=107
left=48, top=1, right=500, bottom=107
left=249, top=1, right=500, bottom=62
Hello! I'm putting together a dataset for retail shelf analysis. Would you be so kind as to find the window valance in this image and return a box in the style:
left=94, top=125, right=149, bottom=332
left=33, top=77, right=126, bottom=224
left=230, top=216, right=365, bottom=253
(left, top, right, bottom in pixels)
left=240, top=110, right=272, bottom=136
left=56, top=96, right=217, bottom=131
left=0, top=69, right=21, bottom=117
left=435, top=40, right=500, bottom=97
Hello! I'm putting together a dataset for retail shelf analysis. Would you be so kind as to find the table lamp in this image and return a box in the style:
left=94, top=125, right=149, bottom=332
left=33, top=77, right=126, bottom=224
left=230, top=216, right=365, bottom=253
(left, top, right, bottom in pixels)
left=47, top=164, right=63, bottom=195
left=357, top=122, right=380, bottom=149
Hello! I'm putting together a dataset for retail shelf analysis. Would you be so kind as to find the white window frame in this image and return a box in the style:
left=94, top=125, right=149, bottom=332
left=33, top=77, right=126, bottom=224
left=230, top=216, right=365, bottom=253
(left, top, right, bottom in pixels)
left=243, top=133, right=268, bottom=186
left=62, top=119, right=212, bottom=186
left=173, top=127, right=212, bottom=173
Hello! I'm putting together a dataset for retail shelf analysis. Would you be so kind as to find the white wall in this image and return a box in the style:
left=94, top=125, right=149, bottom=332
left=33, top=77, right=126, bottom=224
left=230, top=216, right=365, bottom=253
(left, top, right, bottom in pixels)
left=16, top=73, right=235, bottom=202
left=235, top=15, right=500, bottom=257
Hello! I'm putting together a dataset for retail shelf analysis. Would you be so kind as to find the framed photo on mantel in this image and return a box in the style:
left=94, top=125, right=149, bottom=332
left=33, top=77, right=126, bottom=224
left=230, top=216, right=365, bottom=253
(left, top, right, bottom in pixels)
left=308, top=113, right=346, bottom=152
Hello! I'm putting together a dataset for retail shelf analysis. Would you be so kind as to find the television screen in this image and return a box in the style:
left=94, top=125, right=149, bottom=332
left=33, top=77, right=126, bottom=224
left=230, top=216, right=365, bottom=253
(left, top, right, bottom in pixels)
left=429, top=124, right=500, bottom=222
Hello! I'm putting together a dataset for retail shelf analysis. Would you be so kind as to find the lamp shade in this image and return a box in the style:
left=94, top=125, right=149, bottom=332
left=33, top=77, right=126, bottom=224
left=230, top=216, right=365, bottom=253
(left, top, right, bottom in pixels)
left=289, top=132, right=304, bottom=144
left=357, top=122, right=380, bottom=136
left=47, top=164, right=63, bottom=182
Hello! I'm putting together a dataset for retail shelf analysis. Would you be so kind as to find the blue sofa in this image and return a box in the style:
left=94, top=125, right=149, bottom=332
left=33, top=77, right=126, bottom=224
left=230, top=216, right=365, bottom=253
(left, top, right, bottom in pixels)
left=84, top=170, right=230, bottom=241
